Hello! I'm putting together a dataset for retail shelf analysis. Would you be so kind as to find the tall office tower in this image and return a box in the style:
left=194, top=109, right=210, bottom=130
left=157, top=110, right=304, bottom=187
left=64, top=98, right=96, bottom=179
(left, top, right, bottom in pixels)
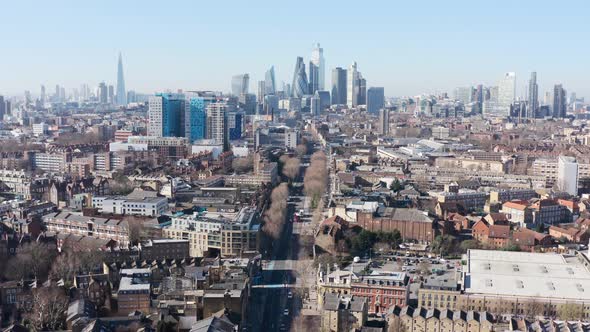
left=55, top=84, right=60, bottom=102
left=127, top=90, right=136, bottom=103
left=24, top=91, right=32, bottom=104
left=379, top=108, right=390, bottom=135
left=148, top=93, right=186, bottom=137
left=291, top=57, right=309, bottom=98
left=40, top=85, right=46, bottom=104
left=367, top=87, right=385, bottom=114
left=308, top=61, right=319, bottom=94
left=358, top=76, right=367, bottom=105
left=454, top=87, right=473, bottom=104
left=543, top=91, right=552, bottom=105
left=497, top=72, right=516, bottom=117
left=311, top=92, right=321, bottom=117
left=265, top=66, right=276, bottom=95
left=116, top=53, right=127, bottom=105
left=257, top=80, right=266, bottom=106
left=553, top=84, right=567, bottom=118
left=282, top=82, right=291, bottom=98
left=527, top=72, right=538, bottom=118
left=98, top=82, right=108, bottom=104
left=557, top=156, right=578, bottom=196
left=263, top=95, right=279, bottom=121
left=317, top=91, right=331, bottom=109
left=185, top=92, right=216, bottom=142
left=570, top=92, right=577, bottom=104
left=347, top=62, right=360, bottom=108
left=331, top=67, right=347, bottom=105
left=0, top=96, right=5, bottom=119
left=206, top=101, right=233, bottom=152
left=108, top=85, right=114, bottom=104
left=311, top=43, right=325, bottom=90
left=231, top=74, right=249, bottom=96
left=60, top=87, right=66, bottom=102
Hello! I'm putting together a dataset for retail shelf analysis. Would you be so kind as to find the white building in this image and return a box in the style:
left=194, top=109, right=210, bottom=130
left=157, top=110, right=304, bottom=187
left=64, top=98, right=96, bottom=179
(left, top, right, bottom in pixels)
left=147, top=96, right=163, bottom=136
left=497, top=72, right=516, bottom=117
left=206, top=102, right=233, bottom=145
left=162, top=207, right=258, bottom=257
left=32, top=123, right=48, bottom=136
left=311, top=43, right=325, bottom=90
left=92, top=195, right=168, bottom=217
left=557, top=155, right=578, bottom=196
left=347, top=62, right=359, bottom=108
left=191, top=139, right=224, bottom=158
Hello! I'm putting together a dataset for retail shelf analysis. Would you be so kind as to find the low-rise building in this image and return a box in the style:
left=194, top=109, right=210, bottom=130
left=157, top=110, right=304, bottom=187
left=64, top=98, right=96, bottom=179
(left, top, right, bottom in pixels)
left=92, top=194, right=167, bottom=217
left=387, top=306, right=495, bottom=332
left=462, top=249, right=590, bottom=319
left=321, top=293, right=367, bottom=332
left=502, top=200, right=532, bottom=227
left=356, top=208, right=435, bottom=243
left=117, top=269, right=151, bottom=315
left=351, top=272, right=409, bottom=314
left=43, top=212, right=129, bottom=247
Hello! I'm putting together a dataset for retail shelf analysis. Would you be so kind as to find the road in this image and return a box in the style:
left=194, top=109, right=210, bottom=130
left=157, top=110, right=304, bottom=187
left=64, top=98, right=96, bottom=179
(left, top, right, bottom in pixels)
left=244, top=184, right=306, bottom=331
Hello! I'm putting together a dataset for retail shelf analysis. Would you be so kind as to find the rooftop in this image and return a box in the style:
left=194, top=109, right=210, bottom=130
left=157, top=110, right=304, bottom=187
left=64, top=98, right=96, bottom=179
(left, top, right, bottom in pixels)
left=464, top=249, right=590, bottom=301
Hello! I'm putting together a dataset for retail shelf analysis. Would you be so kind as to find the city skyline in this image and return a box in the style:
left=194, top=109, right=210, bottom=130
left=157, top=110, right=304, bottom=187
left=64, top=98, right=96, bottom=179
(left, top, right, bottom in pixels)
left=1, top=0, right=589, bottom=99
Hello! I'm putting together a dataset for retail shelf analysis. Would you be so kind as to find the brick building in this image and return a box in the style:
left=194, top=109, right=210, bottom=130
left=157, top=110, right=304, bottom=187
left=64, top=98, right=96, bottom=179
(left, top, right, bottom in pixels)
left=357, top=208, right=435, bottom=243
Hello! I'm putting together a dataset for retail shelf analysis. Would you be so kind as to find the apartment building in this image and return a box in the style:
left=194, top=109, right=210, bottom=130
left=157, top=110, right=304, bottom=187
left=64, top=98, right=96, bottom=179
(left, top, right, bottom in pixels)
left=43, top=212, right=129, bottom=247
left=161, top=206, right=258, bottom=257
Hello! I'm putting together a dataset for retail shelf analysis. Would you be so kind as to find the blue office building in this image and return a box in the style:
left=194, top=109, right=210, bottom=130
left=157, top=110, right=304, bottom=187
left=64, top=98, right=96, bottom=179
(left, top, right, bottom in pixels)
left=187, top=97, right=208, bottom=141
left=228, top=111, right=243, bottom=140
left=148, top=93, right=186, bottom=137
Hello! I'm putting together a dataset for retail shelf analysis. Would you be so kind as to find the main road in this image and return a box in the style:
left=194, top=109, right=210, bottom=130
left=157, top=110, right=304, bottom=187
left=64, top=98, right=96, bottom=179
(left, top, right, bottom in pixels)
left=244, top=183, right=305, bottom=331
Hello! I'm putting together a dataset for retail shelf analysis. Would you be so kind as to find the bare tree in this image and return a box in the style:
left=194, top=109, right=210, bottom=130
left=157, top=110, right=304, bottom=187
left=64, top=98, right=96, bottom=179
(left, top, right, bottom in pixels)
left=282, top=157, right=301, bottom=181
left=4, top=242, right=54, bottom=281
left=558, top=303, right=584, bottom=321
left=295, top=143, right=308, bottom=157
left=304, top=151, right=328, bottom=209
left=126, top=216, right=148, bottom=245
left=232, top=155, right=254, bottom=174
left=263, top=183, right=290, bottom=239
left=524, top=298, right=546, bottom=319
left=26, top=287, right=68, bottom=331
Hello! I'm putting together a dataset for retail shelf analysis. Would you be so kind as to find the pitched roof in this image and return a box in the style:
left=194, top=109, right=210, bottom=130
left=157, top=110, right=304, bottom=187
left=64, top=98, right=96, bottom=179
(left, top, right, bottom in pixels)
left=488, top=225, right=510, bottom=239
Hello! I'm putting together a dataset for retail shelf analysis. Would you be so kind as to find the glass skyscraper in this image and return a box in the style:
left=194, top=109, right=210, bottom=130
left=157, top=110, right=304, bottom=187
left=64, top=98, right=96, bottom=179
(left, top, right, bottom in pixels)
left=310, top=43, right=325, bottom=91
left=231, top=74, right=249, bottom=97
left=331, top=67, right=347, bottom=105
left=265, top=66, right=276, bottom=95
left=291, top=57, right=309, bottom=98
left=116, top=52, right=127, bottom=105
left=367, top=87, right=385, bottom=114
left=187, top=97, right=208, bottom=141
left=148, top=93, right=185, bottom=137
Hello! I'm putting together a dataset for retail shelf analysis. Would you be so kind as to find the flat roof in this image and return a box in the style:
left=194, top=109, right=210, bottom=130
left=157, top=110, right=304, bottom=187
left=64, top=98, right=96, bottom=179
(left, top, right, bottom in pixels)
left=464, top=249, right=590, bottom=301
left=118, top=277, right=150, bottom=292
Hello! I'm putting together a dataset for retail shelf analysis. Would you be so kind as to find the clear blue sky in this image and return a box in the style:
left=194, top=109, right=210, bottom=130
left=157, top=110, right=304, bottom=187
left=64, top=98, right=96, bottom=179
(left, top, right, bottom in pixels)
left=2, top=0, right=589, bottom=99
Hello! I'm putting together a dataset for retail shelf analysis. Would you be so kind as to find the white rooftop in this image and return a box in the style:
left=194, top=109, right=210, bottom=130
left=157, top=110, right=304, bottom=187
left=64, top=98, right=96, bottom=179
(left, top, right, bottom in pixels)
left=464, top=249, right=590, bottom=302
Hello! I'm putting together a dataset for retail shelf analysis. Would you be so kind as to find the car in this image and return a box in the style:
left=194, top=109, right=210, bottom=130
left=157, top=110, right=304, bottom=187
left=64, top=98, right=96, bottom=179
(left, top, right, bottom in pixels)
left=288, top=291, right=293, bottom=299
left=283, top=309, right=289, bottom=316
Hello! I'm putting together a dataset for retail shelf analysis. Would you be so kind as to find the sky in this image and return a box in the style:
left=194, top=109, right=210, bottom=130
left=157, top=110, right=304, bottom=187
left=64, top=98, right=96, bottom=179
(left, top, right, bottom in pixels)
left=1, top=0, right=589, bottom=100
